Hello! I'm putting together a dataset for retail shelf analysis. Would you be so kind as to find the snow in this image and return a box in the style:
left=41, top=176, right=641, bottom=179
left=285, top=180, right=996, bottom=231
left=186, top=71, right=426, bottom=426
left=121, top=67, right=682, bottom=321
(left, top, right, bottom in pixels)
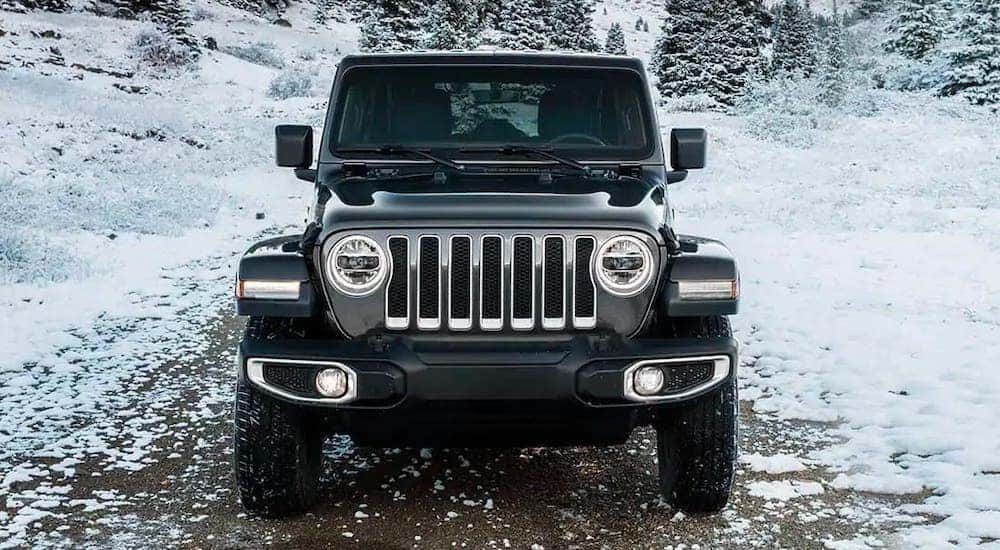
left=741, top=453, right=808, bottom=474
left=746, top=480, right=825, bottom=501
left=2, top=0, right=1000, bottom=547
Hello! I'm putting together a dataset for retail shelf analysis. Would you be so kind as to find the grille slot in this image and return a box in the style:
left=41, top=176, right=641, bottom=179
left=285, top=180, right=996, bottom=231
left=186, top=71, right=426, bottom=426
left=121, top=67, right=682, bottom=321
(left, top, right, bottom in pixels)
left=386, top=236, right=409, bottom=329
left=542, top=236, right=565, bottom=330
left=449, top=236, right=472, bottom=330
left=417, top=236, right=440, bottom=330
left=573, top=236, right=597, bottom=329
left=511, top=236, right=535, bottom=330
left=480, top=235, right=503, bottom=330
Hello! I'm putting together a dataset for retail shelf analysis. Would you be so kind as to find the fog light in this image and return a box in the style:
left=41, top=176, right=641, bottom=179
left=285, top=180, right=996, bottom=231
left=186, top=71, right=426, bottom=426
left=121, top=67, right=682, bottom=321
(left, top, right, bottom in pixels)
left=634, top=366, right=665, bottom=396
left=315, top=368, right=348, bottom=398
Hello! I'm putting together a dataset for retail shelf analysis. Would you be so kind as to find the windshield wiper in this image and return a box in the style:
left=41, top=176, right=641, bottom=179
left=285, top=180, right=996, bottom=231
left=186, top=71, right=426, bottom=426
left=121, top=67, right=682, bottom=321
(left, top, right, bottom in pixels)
left=338, top=145, right=465, bottom=171
left=459, top=145, right=590, bottom=173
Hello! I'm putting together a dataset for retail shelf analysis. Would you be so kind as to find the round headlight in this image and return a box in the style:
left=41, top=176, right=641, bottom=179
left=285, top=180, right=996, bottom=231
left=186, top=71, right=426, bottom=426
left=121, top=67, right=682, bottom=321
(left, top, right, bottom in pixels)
left=326, top=235, right=387, bottom=296
left=594, top=235, right=654, bottom=297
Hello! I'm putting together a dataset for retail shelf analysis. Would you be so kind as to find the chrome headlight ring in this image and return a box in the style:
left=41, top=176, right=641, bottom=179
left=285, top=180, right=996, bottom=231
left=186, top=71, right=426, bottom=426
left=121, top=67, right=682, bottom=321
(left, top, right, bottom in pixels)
left=325, top=235, right=388, bottom=296
left=593, top=235, right=654, bottom=297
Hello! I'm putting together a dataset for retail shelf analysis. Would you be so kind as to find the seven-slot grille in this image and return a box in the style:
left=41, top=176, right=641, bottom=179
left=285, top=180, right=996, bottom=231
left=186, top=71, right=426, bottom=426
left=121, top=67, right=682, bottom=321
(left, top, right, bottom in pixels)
left=384, top=234, right=599, bottom=331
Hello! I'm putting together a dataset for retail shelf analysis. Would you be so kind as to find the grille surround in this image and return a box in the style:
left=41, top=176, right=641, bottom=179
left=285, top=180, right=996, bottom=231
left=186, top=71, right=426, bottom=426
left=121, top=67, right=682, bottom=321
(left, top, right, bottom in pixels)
left=319, top=229, right=660, bottom=337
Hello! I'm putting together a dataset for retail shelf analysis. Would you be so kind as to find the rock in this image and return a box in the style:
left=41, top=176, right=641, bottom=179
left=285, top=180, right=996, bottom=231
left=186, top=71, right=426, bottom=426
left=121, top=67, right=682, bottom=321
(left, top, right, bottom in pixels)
left=273, top=18, right=291, bottom=27
left=202, top=36, right=217, bottom=51
left=107, top=233, right=117, bottom=240
left=255, top=212, right=266, bottom=220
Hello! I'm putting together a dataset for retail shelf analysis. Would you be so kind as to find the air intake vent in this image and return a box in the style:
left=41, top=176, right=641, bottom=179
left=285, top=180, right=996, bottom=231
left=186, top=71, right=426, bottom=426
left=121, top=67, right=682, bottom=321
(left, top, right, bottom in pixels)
left=542, top=236, right=565, bottom=330
left=386, top=236, right=409, bottom=329
left=418, top=236, right=440, bottom=330
left=480, top=235, right=503, bottom=330
left=449, top=236, right=472, bottom=330
left=573, top=236, right=597, bottom=329
left=511, top=235, right=534, bottom=330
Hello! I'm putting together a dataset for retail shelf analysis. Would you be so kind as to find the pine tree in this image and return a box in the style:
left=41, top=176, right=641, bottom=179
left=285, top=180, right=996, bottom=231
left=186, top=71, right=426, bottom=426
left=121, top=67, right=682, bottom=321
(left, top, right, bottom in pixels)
left=820, top=2, right=847, bottom=106
left=421, top=0, right=479, bottom=50
left=358, top=0, right=425, bottom=51
left=652, top=0, right=768, bottom=104
left=548, top=0, right=599, bottom=52
left=605, top=22, right=627, bottom=55
left=940, top=0, right=1000, bottom=105
left=884, top=0, right=943, bottom=59
left=495, top=0, right=548, bottom=50
left=5, top=0, right=69, bottom=11
left=652, top=0, right=716, bottom=98
left=704, top=0, right=770, bottom=102
left=856, top=0, right=887, bottom=18
left=635, top=17, right=644, bottom=31
left=315, top=0, right=338, bottom=25
left=104, top=0, right=200, bottom=56
left=772, top=0, right=818, bottom=76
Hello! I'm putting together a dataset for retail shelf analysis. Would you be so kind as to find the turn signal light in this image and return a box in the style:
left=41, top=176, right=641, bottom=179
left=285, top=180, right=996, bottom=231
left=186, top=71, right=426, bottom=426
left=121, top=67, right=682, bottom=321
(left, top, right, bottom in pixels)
left=676, top=279, right=739, bottom=301
left=236, top=280, right=301, bottom=300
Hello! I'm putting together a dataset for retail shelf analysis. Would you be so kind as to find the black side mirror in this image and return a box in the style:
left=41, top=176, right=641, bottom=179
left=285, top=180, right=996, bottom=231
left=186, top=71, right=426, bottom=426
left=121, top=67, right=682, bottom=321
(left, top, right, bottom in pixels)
left=670, top=128, right=707, bottom=170
left=275, top=125, right=313, bottom=168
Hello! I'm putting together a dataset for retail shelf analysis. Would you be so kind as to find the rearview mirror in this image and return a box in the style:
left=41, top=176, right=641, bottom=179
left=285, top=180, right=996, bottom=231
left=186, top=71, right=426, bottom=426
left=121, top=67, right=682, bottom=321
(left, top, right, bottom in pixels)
left=275, top=125, right=313, bottom=168
left=670, top=128, right=707, bottom=170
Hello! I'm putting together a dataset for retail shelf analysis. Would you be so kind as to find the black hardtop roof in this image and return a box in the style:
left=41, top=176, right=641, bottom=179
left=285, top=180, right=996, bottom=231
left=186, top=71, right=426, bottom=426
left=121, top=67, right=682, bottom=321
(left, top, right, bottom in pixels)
left=338, top=51, right=645, bottom=72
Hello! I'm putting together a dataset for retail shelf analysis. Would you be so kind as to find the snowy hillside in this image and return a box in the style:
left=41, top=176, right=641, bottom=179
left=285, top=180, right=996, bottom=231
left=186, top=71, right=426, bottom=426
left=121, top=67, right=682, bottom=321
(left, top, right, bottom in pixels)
left=2, top=0, right=1000, bottom=548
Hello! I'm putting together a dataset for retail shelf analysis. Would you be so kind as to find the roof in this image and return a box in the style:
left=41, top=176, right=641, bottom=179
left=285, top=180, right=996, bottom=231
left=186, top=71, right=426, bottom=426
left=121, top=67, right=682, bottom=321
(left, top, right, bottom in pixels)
left=339, top=51, right=645, bottom=71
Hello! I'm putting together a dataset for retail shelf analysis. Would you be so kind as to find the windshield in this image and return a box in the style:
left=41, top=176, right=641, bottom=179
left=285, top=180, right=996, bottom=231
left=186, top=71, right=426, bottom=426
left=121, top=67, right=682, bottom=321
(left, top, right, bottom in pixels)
left=330, top=66, right=654, bottom=160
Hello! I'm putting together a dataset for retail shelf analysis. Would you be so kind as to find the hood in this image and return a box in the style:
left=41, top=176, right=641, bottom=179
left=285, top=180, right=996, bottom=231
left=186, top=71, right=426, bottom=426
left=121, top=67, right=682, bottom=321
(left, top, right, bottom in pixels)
left=319, top=176, right=666, bottom=243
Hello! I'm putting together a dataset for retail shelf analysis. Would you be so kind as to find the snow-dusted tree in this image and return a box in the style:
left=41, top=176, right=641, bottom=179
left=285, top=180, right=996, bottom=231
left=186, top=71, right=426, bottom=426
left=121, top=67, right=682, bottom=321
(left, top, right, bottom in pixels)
left=315, top=0, right=338, bottom=25
left=605, top=22, right=627, bottom=55
left=357, top=0, right=425, bottom=51
left=5, top=0, right=69, bottom=11
left=939, top=0, right=1000, bottom=105
left=652, top=0, right=768, bottom=104
left=704, top=0, right=770, bottom=102
left=421, top=0, right=479, bottom=50
left=884, top=0, right=943, bottom=59
left=772, top=0, right=818, bottom=76
left=104, top=0, right=200, bottom=56
left=652, top=0, right=716, bottom=98
left=819, top=4, right=847, bottom=105
left=855, top=0, right=887, bottom=18
left=548, top=0, right=599, bottom=52
left=495, top=0, right=548, bottom=50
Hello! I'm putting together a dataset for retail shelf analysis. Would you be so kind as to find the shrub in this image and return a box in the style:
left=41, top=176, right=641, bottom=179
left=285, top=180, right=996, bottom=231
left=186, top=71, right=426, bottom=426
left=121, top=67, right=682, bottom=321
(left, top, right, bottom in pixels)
left=224, top=41, right=285, bottom=68
left=267, top=70, right=314, bottom=99
left=131, top=27, right=195, bottom=69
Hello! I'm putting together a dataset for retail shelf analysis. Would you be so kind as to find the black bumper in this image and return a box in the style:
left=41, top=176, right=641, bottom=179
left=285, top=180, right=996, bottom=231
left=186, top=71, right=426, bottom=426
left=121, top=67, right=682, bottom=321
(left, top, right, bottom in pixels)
left=238, top=334, right=737, bottom=446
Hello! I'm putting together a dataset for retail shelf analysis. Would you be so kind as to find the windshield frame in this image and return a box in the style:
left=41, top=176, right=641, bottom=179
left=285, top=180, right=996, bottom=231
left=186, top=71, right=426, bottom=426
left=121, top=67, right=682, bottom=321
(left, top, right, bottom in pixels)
left=323, top=63, right=659, bottom=164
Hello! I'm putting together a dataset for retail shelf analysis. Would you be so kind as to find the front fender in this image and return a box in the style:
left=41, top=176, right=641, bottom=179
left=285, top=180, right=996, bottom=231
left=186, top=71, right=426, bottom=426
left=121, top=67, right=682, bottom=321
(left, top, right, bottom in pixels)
left=663, top=235, right=739, bottom=317
left=236, top=235, right=317, bottom=318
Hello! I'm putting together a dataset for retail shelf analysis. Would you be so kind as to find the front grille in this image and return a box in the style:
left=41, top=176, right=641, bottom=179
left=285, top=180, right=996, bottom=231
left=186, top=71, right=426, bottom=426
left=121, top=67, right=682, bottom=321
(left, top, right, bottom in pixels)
left=384, top=233, right=600, bottom=332
left=665, top=361, right=714, bottom=393
left=262, top=363, right=318, bottom=398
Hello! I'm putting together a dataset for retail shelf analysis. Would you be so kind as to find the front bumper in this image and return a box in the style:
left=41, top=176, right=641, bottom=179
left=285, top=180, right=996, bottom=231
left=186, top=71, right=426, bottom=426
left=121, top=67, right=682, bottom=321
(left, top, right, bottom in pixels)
left=240, top=333, right=736, bottom=407
left=239, top=334, right=737, bottom=446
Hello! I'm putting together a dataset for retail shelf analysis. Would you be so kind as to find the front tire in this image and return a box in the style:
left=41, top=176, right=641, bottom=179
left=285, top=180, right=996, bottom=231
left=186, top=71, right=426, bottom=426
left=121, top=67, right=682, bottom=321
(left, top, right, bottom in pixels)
left=234, top=317, right=324, bottom=517
left=655, top=316, right=738, bottom=513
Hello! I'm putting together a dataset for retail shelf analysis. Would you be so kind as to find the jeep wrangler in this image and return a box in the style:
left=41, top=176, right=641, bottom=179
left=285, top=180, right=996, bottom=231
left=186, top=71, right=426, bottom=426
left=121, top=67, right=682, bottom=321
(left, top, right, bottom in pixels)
left=234, top=52, right=740, bottom=517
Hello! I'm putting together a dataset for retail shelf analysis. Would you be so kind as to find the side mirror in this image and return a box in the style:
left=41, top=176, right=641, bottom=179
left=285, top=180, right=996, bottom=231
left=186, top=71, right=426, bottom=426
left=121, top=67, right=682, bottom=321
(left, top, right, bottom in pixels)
left=670, top=128, right=707, bottom=170
left=275, top=125, right=313, bottom=168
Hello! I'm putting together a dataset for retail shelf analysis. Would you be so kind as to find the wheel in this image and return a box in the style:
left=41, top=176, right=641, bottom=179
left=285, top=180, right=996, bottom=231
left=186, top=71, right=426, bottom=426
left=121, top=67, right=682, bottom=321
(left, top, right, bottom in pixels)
left=234, top=317, right=324, bottom=517
left=655, top=316, right=738, bottom=513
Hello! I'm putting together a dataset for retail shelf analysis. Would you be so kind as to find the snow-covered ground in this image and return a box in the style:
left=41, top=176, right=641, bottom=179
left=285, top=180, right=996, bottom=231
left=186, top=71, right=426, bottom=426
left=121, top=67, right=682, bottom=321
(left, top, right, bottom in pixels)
left=2, top=1, right=1000, bottom=548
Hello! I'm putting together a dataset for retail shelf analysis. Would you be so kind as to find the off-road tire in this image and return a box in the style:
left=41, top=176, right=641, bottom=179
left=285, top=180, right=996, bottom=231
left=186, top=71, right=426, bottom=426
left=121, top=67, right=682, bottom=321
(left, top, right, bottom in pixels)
left=655, top=315, right=738, bottom=513
left=234, top=317, right=324, bottom=517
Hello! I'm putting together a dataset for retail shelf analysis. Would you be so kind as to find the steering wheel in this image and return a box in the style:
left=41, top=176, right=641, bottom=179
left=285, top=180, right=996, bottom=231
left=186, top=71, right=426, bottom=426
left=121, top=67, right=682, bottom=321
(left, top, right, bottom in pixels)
left=548, top=133, right=606, bottom=145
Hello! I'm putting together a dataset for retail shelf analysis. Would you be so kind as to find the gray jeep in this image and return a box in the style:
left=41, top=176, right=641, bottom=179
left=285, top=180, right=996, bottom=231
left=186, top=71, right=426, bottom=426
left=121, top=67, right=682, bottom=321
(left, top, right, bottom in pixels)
left=234, top=52, right=740, bottom=517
